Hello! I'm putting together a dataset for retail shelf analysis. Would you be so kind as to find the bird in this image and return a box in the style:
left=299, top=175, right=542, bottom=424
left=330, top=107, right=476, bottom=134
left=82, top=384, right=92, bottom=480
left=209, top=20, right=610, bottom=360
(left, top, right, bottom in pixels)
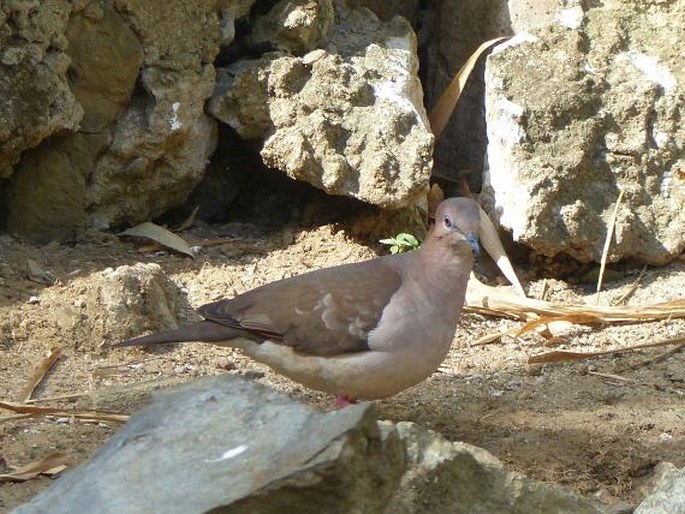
left=116, top=197, right=481, bottom=404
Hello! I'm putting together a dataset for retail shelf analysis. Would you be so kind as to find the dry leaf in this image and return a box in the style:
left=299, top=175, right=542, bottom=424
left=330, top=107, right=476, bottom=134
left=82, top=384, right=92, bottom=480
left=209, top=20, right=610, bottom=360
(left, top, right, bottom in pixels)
left=528, top=335, right=685, bottom=364
left=0, top=453, right=69, bottom=482
left=26, top=259, right=55, bottom=285
left=119, top=222, right=194, bottom=258
left=528, top=350, right=603, bottom=364
left=516, top=314, right=604, bottom=337
left=476, top=207, right=526, bottom=297
left=0, top=401, right=129, bottom=424
left=19, top=346, right=61, bottom=403
left=429, top=37, right=509, bottom=139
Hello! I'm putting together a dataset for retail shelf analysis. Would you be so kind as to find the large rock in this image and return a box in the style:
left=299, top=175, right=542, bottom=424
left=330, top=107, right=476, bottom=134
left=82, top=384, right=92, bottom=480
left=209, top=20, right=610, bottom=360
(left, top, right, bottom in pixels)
left=0, top=1, right=82, bottom=178
left=3, top=0, right=256, bottom=241
left=14, top=376, right=406, bottom=514
left=209, top=2, right=433, bottom=209
left=4, top=1, right=143, bottom=240
left=247, top=0, right=335, bottom=54
left=482, top=2, right=685, bottom=264
left=14, top=376, right=609, bottom=514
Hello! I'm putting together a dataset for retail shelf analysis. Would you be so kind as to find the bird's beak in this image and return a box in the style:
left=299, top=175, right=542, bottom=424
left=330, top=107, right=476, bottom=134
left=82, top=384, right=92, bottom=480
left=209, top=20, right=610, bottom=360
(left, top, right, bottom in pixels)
left=466, top=232, right=480, bottom=258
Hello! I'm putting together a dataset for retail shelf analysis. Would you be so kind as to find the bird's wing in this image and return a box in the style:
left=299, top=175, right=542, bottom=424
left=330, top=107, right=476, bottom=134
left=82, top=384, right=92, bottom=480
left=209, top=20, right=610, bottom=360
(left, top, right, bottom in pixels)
left=197, top=257, right=404, bottom=356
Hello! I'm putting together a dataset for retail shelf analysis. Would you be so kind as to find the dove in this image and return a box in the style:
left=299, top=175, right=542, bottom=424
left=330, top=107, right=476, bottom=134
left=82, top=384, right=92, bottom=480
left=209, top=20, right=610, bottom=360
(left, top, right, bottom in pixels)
left=117, top=197, right=481, bottom=403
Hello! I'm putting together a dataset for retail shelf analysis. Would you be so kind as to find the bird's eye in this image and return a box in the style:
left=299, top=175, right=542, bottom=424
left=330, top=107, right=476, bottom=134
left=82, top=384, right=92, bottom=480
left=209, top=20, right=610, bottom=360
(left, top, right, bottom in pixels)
left=443, top=215, right=453, bottom=229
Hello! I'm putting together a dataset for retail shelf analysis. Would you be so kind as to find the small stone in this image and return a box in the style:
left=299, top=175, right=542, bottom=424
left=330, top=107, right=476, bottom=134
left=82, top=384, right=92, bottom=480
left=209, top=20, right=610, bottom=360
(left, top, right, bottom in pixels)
left=2, top=47, right=24, bottom=66
left=281, top=228, right=294, bottom=246
left=505, top=379, right=522, bottom=390
left=218, top=360, right=236, bottom=371
left=302, top=48, right=327, bottom=65
left=242, top=369, right=265, bottom=380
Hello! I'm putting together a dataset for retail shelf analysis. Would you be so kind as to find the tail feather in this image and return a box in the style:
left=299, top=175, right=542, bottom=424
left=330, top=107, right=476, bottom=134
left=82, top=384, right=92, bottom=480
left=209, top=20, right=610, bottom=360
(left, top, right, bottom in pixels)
left=115, top=321, right=244, bottom=347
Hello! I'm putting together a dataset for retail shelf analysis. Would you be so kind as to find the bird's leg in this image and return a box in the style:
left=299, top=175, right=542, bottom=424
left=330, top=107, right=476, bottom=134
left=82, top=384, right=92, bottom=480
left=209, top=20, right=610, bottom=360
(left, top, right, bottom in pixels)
left=334, top=395, right=357, bottom=408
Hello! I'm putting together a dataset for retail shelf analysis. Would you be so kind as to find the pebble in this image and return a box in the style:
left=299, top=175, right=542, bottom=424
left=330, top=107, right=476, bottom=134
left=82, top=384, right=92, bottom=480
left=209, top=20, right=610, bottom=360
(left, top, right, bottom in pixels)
left=242, top=370, right=265, bottom=380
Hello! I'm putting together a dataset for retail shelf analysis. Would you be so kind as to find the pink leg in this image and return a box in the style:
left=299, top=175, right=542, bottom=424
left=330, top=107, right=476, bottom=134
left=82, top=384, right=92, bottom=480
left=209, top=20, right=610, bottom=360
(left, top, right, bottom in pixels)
left=334, top=395, right=357, bottom=408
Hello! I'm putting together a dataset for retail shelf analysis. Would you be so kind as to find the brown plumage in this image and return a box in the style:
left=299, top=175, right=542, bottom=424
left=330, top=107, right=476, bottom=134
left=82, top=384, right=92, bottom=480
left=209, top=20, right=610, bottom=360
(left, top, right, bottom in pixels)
left=116, top=197, right=481, bottom=400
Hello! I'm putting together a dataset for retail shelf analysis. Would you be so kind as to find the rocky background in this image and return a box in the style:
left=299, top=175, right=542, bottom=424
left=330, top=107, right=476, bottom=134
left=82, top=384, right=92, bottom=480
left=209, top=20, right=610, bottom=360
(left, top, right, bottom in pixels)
left=2, top=0, right=682, bottom=264
left=1, top=0, right=684, bottom=512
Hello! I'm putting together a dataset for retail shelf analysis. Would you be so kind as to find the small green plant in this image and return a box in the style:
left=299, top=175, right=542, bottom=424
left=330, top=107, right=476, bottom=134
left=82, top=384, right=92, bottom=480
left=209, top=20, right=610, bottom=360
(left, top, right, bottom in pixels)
left=379, top=233, right=421, bottom=254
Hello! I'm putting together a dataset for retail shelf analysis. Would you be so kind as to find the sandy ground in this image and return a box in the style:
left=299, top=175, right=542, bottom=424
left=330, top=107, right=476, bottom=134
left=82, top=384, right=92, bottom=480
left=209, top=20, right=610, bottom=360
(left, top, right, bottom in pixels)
left=1, top=203, right=684, bottom=511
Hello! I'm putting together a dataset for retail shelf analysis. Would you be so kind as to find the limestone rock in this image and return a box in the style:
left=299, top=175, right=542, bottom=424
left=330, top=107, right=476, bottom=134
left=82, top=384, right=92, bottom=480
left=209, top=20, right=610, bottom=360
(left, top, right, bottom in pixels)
left=248, top=0, right=335, bottom=54
left=4, top=2, right=142, bottom=240
left=14, top=376, right=406, bottom=514
left=0, top=0, right=83, bottom=178
left=209, top=3, right=433, bottom=209
left=14, top=376, right=611, bottom=514
left=358, top=1, right=421, bottom=25
left=32, top=262, right=193, bottom=352
left=88, top=262, right=195, bottom=344
left=46, top=262, right=193, bottom=350
left=482, top=2, right=685, bottom=264
left=385, top=422, right=606, bottom=514
left=3, top=1, right=256, bottom=241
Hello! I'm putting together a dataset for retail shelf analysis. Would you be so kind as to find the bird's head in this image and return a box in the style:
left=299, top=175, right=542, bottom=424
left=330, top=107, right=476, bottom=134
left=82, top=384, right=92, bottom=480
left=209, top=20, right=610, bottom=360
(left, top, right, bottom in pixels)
left=430, top=197, right=481, bottom=259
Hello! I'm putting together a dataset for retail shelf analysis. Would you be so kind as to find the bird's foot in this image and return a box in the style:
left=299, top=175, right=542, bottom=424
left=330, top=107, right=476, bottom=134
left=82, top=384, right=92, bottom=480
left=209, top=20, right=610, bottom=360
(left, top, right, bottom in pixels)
left=334, top=395, right=357, bottom=409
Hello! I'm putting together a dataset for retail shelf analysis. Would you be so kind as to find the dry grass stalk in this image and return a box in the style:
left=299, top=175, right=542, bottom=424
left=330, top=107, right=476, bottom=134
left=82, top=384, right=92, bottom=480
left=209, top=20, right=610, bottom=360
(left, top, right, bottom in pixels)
left=466, top=277, right=685, bottom=322
left=613, top=265, right=647, bottom=306
left=0, top=401, right=129, bottom=424
left=528, top=335, right=685, bottom=364
left=618, top=343, right=685, bottom=372
left=596, top=190, right=624, bottom=302
left=472, top=326, right=521, bottom=346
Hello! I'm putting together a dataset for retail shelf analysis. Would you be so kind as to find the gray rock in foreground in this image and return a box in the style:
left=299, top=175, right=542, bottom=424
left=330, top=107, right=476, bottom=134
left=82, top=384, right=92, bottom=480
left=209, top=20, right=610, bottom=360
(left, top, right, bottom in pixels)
left=635, top=466, right=685, bottom=514
left=15, top=376, right=608, bottom=514
left=14, top=376, right=404, bottom=514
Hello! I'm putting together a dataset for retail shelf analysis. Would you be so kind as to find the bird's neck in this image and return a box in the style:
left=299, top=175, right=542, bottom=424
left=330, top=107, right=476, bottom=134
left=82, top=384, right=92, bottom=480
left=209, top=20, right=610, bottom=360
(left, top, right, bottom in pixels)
left=411, top=237, right=473, bottom=291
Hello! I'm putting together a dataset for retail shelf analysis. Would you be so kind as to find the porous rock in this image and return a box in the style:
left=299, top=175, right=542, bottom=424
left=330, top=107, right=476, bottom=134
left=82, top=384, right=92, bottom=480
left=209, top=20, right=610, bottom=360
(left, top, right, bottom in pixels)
left=209, top=2, right=433, bottom=209
left=37, top=262, right=194, bottom=351
left=0, top=1, right=82, bottom=178
left=482, top=2, right=685, bottom=264
left=3, top=1, right=256, bottom=241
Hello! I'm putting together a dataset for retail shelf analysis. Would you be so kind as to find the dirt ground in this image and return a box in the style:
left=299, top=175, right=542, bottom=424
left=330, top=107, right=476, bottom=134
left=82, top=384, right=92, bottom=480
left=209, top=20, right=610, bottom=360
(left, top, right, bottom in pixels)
left=1, top=196, right=684, bottom=512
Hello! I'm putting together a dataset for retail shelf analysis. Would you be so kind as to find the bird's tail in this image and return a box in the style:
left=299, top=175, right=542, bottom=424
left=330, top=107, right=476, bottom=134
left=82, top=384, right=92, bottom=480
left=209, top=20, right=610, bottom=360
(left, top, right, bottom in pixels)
left=115, top=321, right=243, bottom=348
